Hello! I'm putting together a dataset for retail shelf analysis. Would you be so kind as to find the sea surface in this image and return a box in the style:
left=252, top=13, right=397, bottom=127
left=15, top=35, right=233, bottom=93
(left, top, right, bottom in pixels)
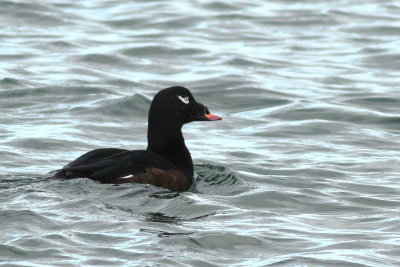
left=1, top=0, right=400, bottom=266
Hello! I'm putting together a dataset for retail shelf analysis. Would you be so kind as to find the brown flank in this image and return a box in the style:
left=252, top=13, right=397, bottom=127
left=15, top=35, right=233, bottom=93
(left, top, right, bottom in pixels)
left=109, top=168, right=190, bottom=192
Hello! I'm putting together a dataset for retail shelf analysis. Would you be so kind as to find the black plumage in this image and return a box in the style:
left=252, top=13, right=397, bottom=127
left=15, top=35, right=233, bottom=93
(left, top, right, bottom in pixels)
left=51, top=86, right=221, bottom=191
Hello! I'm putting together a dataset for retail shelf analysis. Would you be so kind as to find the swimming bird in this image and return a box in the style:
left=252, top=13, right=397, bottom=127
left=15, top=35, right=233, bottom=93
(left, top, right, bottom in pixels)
left=51, top=86, right=222, bottom=191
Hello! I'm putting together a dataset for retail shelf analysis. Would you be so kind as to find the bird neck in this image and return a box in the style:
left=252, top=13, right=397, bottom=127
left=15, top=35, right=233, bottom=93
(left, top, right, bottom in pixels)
left=147, top=122, right=194, bottom=182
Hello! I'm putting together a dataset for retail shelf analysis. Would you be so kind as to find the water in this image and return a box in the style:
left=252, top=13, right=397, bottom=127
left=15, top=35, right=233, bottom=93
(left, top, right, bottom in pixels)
left=1, top=0, right=400, bottom=266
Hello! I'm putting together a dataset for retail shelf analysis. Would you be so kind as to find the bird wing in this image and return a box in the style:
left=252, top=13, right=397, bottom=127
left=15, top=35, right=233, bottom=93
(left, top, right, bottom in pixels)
left=55, top=150, right=177, bottom=184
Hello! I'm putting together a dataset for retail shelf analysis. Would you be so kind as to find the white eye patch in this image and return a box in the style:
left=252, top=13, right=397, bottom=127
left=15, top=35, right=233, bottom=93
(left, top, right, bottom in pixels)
left=178, top=96, right=189, bottom=104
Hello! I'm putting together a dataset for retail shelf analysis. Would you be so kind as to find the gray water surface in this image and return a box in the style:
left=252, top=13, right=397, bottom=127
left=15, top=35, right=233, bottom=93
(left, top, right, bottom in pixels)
left=1, top=0, right=400, bottom=266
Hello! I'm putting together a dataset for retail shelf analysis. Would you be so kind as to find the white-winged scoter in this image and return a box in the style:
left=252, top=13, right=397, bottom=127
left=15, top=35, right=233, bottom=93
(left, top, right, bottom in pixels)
left=51, top=86, right=222, bottom=191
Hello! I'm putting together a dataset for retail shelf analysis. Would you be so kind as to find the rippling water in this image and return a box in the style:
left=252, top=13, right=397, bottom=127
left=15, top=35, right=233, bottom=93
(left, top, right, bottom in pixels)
left=1, top=0, right=400, bottom=266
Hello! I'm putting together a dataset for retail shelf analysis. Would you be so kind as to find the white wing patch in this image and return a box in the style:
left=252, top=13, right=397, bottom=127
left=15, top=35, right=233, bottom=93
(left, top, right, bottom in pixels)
left=178, top=96, right=189, bottom=104
left=119, top=174, right=134, bottom=179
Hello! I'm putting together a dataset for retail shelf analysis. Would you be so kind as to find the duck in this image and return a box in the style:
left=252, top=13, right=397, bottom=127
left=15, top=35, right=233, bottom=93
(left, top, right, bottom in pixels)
left=51, top=86, right=222, bottom=191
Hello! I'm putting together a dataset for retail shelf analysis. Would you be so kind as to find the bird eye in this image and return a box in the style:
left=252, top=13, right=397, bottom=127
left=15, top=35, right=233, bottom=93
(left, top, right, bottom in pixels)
left=178, top=96, right=189, bottom=104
